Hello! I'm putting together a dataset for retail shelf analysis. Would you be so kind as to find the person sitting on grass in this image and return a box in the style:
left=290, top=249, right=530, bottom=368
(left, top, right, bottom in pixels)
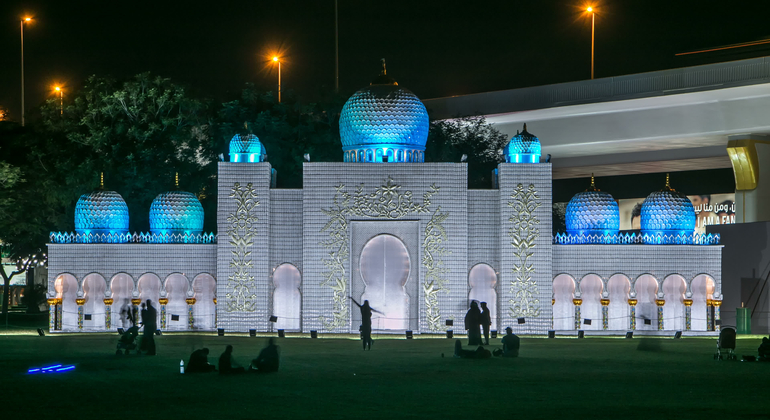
left=249, top=338, right=280, bottom=373
left=219, top=345, right=245, bottom=374
left=453, top=339, right=491, bottom=359
left=187, top=348, right=216, bottom=373
left=500, top=327, right=520, bottom=358
left=759, top=337, right=770, bottom=361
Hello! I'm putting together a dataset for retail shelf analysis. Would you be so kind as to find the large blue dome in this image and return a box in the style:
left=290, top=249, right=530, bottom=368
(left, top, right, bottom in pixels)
left=641, top=175, right=696, bottom=242
left=504, top=124, right=541, bottom=164
left=75, top=190, right=129, bottom=235
left=339, top=70, right=429, bottom=163
left=229, top=134, right=266, bottom=163
left=565, top=178, right=619, bottom=242
left=149, top=191, right=204, bottom=236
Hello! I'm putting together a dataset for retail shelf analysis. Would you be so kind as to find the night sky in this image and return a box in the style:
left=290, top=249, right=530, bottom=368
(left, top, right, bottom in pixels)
left=2, top=0, right=770, bottom=122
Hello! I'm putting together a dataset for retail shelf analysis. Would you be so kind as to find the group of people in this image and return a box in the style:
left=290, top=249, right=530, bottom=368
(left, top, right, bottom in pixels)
left=186, top=339, right=280, bottom=374
left=116, top=299, right=157, bottom=356
left=453, top=327, right=520, bottom=359
left=464, top=301, right=492, bottom=345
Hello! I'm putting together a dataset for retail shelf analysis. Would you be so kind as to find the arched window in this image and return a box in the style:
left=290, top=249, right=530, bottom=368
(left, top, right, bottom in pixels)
left=273, top=264, right=301, bottom=330
left=579, top=274, right=603, bottom=331
left=164, top=274, right=189, bottom=331
left=192, top=274, right=216, bottom=330
left=469, top=264, right=497, bottom=331
left=110, top=273, right=134, bottom=330
left=359, top=234, right=410, bottom=330
left=635, top=275, right=658, bottom=330
left=82, top=273, right=107, bottom=331
left=662, top=275, right=686, bottom=330
left=607, top=274, right=630, bottom=330
left=55, top=274, right=79, bottom=331
left=553, top=274, right=576, bottom=330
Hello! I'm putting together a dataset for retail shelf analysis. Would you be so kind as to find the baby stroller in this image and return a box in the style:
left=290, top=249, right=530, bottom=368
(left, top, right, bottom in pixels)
left=714, top=327, right=737, bottom=360
left=116, top=326, right=140, bottom=355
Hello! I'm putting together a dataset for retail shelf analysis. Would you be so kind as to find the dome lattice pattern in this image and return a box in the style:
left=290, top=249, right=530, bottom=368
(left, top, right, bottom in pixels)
left=229, top=134, right=266, bottom=163
left=75, top=190, right=130, bottom=234
left=641, top=190, right=696, bottom=234
left=149, top=191, right=204, bottom=234
left=566, top=191, right=620, bottom=234
left=504, top=124, right=541, bottom=163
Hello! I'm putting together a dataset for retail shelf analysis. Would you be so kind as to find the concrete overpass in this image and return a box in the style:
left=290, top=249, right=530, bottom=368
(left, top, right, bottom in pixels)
left=425, top=57, right=770, bottom=178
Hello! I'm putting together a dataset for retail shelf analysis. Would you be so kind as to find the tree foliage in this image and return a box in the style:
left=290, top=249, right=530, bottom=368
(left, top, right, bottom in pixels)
left=425, top=116, right=508, bottom=189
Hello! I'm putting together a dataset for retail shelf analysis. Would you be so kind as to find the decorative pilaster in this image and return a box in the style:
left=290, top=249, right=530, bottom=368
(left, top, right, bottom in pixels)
left=159, top=298, right=169, bottom=330
left=104, top=298, right=113, bottom=330
left=76, top=298, right=86, bottom=330
left=47, top=298, right=57, bottom=331
left=573, top=298, right=582, bottom=330
left=706, top=299, right=714, bottom=331
left=655, top=299, right=665, bottom=330
left=683, top=299, right=693, bottom=331
left=713, top=300, right=722, bottom=330
left=601, top=298, right=610, bottom=330
left=186, top=298, right=196, bottom=329
left=131, top=298, right=141, bottom=326
left=628, top=299, right=637, bottom=330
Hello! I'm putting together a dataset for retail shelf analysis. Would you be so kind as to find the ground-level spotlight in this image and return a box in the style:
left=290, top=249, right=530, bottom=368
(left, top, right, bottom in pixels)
left=249, top=329, right=257, bottom=337
left=405, top=330, right=413, bottom=339
left=491, top=330, right=497, bottom=339
left=310, top=330, right=318, bottom=339
left=674, top=331, right=682, bottom=339
left=217, top=328, right=225, bottom=336
left=278, top=329, right=285, bottom=338
left=117, top=328, right=125, bottom=335
left=548, top=330, right=555, bottom=339
left=446, top=330, right=453, bottom=339
left=577, top=330, right=585, bottom=339
left=37, top=328, right=45, bottom=337
left=155, top=329, right=162, bottom=336
left=625, top=331, right=634, bottom=339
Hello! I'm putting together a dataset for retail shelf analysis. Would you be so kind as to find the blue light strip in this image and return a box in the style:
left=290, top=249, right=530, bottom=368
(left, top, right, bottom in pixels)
left=29, top=364, right=75, bottom=374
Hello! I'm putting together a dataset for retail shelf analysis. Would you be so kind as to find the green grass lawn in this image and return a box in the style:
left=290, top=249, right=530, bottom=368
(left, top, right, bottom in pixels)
left=2, top=332, right=769, bottom=420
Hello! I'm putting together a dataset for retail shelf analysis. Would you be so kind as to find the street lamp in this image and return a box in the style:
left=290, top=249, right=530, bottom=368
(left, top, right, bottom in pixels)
left=21, top=17, right=32, bottom=126
left=272, top=56, right=281, bottom=103
left=54, top=86, right=62, bottom=115
left=588, top=7, right=595, bottom=80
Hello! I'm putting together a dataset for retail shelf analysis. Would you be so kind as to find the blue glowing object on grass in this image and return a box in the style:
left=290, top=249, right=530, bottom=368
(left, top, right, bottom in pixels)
left=149, top=191, right=204, bottom=242
left=641, top=175, right=696, bottom=244
left=504, top=124, right=541, bottom=164
left=74, top=190, right=129, bottom=240
left=229, top=134, right=266, bottom=163
left=339, top=71, right=428, bottom=163
left=29, top=364, right=75, bottom=374
left=565, top=177, right=619, bottom=243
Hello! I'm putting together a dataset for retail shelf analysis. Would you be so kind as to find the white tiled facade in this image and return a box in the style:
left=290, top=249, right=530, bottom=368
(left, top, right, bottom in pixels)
left=48, top=161, right=723, bottom=334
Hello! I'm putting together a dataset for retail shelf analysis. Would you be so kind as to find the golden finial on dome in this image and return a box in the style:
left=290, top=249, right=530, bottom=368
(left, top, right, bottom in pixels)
left=381, top=58, right=387, bottom=75
left=523, top=123, right=528, bottom=132
left=99, top=172, right=104, bottom=190
left=370, top=58, right=398, bottom=86
left=586, top=173, right=599, bottom=191
left=175, top=172, right=179, bottom=189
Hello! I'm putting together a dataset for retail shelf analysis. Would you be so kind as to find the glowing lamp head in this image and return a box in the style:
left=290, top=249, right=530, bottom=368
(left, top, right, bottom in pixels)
left=586, top=6, right=593, bottom=12
left=54, top=86, right=61, bottom=92
left=25, top=17, right=32, bottom=22
left=272, top=56, right=279, bottom=62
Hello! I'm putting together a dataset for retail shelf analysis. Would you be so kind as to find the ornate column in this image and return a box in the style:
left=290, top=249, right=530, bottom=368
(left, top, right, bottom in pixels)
left=706, top=299, right=714, bottom=331
left=104, top=298, right=113, bottom=330
left=628, top=299, right=637, bottom=330
left=601, top=298, right=610, bottom=330
left=683, top=299, right=693, bottom=331
left=56, top=299, right=63, bottom=330
left=159, top=298, right=169, bottom=330
left=573, top=298, right=582, bottom=330
left=131, top=298, right=141, bottom=326
left=76, top=298, right=85, bottom=330
left=186, top=298, right=196, bottom=330
left=713, top=300, right=722, bottom=330
left=656, top=299, right=665, bottom=330
left=47, top=298, right=57, bottom=331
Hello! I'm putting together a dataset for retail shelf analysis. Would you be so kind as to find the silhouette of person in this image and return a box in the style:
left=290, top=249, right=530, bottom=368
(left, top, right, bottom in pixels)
left=219, top=345, right=245, bottom=374
left=479, top=302, right=491, bottom=345
left=465, top=301, right=483, bottom=346
left=500, top=326, right=520, bottom=357
left=140, top=300, right=157, bottom=355
left=187, top=348, right=216, bottom=373
left=759, top=337, right=770, bottom=361
left=119, top=299, right=133, bottom=328
left=250, top=338, right=280, bottom=373
left=350, top=297, right=383, bottom=350
left=453, top=340, right=491, bottom=359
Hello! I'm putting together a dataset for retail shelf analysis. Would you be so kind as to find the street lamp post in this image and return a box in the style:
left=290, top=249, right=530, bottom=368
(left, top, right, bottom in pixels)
left=55, top=86, right=62, bottom=115
left=587, top=7, right=595, bottom=79
left=20, top=17, right=32, bottom=126
left=272, top=56, right=281, bottom=103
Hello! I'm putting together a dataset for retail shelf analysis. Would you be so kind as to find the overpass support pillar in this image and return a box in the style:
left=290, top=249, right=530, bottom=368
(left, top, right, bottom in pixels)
left=728, top=136, right=770, bottom=223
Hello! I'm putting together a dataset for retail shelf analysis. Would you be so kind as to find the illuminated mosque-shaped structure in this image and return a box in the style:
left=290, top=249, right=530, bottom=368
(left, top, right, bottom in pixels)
left=47, top=65, right=723, bottom=335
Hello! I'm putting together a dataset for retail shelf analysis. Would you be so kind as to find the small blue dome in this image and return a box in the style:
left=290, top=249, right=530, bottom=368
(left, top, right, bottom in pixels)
left=75, top=190, right=129, bottom=235
left=230, top=134, right=266, bottom=163
left=149, top=191, right=204, bottom=236
left=641, top=176, right=696, bottom=242
left=566, top=178, right=619, bottom=241
left=339, top=71, right=429, bottom=163
left=504, top=124, right=541, bottom=164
